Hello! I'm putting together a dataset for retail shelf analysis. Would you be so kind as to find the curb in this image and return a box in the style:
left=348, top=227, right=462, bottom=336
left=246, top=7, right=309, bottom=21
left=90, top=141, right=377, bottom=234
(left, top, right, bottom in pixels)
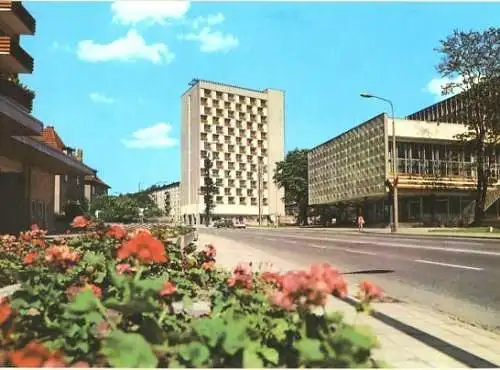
left=360, top=230, right=500, bottom=241
left=340, top=295, right=499, bottom=368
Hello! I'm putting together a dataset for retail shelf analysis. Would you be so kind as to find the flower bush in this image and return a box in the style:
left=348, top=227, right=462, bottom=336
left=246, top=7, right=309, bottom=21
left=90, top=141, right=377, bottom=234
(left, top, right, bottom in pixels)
left=0, top=219, right=384, bottom=368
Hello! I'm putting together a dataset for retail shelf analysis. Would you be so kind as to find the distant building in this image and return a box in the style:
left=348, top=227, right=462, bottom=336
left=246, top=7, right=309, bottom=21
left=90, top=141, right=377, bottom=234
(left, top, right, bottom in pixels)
left=180, top=79, right=285, bottom=226
left=145, top=181, right=181, bottom=223
left=308, top=112, right=500, bottom=227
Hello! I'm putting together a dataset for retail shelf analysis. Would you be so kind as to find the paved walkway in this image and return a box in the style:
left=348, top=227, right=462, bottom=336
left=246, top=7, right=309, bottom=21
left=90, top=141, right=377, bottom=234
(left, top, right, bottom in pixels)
left=198, top=232, right=500, bottom=368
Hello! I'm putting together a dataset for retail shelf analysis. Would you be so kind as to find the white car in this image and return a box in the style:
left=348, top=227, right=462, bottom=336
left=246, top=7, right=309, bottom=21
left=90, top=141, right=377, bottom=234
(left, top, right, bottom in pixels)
left=233, top=221, right=246, bottom=229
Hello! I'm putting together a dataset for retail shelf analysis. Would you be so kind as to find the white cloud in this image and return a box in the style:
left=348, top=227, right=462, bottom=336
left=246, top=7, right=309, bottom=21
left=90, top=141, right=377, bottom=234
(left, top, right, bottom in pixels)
left=180, top=26, right=239, bottom=53
left=192, top=12, right=225, bottom=29
left=122, top=123, right=178, bottom=149
left=111, top=1, right=190, bottom=25
left=422, top=76, right=463, bottom=100
left=90, top=92, right=115, bottom=104
left=77, top=29, right=174, bottom=64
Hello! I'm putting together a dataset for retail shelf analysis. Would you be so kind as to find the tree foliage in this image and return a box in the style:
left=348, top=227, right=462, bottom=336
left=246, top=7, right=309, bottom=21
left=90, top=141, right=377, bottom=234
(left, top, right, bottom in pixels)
left=164, top=191, right=172, bottom=217
left=273, top=149, right=309, bottom=226
left=89, top=193, right=161, bottom=223
left=436, top=27, right=500, bottom=225
left=200, top=157, right=218, bottom=226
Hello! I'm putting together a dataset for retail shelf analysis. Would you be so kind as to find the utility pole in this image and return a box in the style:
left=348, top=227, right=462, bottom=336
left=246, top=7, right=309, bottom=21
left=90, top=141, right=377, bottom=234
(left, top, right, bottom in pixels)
left=257, top=161, right=263, bottom=227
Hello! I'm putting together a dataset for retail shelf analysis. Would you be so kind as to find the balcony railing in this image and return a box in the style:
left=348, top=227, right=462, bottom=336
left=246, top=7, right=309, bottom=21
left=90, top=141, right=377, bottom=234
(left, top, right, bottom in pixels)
left=0, top=36, right=33, bottom=73
left=0, top=1, right=36, bottom=35
left=391, top=158, right=500, bottom=179
left=0, top=76, right=33, bottom=111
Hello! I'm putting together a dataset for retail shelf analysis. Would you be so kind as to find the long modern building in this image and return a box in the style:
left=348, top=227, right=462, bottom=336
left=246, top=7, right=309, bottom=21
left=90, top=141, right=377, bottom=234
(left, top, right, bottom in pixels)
left=146, top=181, right=181, bottom=223
left=180, top=79, right=285, bottom=225
left=308, top=111, right=500, bottom=227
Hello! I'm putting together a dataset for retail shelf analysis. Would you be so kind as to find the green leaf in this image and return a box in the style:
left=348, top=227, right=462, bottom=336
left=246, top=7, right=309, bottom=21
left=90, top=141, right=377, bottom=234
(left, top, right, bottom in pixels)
left=134, top=278, right=164, bottom=292
left=178, top=342, right=210, bottom=367
left=270, top=318, right=289, bottom=341
left=67, top=289, right=98, bottom=313
left=337, top=325, right=376, bottom=350
left=258, top=346, right=279, bottom=365
left=101, top=330, right=158, bottom=368
left=243, top=347, right=264, bottom=368
left=168, top=359, right=185, bottom=368
left=222, top=320, right=248, bottom=355
left=192, top=317, right=225, bottom=348
left=294, top=338, right=325, bottom=362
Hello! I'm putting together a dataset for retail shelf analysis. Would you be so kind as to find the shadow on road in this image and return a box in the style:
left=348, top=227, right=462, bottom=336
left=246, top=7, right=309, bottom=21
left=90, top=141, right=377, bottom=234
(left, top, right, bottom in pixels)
left=343, top=269, right=395, bottom=275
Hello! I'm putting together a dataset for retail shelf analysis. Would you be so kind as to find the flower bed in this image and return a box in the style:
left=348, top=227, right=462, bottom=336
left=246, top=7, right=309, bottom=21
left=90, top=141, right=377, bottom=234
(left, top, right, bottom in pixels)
left=0, top=218, right=384, bottom=368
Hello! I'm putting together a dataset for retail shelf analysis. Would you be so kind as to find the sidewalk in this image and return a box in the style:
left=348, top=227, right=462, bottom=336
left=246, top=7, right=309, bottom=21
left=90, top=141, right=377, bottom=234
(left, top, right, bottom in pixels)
left=198, top=232, right=500, bottom=368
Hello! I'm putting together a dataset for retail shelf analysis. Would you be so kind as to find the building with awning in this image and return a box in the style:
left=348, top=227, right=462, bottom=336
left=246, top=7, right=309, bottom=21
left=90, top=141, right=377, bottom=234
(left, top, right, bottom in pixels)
left=0, top=1, right=92, bottom=234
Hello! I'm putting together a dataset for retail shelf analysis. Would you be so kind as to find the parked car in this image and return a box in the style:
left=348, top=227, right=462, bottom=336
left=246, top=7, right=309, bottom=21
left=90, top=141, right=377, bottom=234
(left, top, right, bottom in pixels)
left=233, top=220, right=246, bottom=229
left=214, top=219, right=233, bottom=228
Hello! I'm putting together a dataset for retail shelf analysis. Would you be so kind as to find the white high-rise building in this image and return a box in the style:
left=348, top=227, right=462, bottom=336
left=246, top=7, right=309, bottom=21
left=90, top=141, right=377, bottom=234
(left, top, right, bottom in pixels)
left=180, top=79, right=285, bottom=225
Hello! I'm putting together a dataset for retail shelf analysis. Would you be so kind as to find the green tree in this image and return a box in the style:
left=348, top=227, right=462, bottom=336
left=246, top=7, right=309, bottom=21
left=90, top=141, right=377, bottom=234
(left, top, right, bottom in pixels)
left=88, top=193, right=161, bottom=223
left=436, top=27, right=500, bottom=225
left=273, top=148, right=309, bottom=226
left=164, top=191, right=171, bottom=217
left=200, top=157, right=218, bottom=226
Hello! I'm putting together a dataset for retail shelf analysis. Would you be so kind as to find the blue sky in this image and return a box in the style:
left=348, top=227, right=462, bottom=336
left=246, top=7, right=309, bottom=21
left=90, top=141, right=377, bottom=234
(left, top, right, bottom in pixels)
left=21, top=1, right=500, bottom=194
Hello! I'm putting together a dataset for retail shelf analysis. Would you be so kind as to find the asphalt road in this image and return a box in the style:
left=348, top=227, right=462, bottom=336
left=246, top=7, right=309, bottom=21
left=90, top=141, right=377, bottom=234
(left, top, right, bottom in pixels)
left=201, top=227, right=500, bottom=332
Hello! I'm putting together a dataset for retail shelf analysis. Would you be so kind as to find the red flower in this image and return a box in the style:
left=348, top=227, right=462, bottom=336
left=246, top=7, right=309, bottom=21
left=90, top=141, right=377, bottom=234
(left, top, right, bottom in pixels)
left=358, top=280, right=383, bottom=302
left=23, top=252, right=39, bottom=265
left=71, top=216, right=89, bottom=229
left=116, top=263, right=136, bottom=275
left=227, top=262, right=253, bottom=289
left=267, top=263, right=349, bottom=311
left=31, top=239, right=47, bottom=248
left=202, top=261, right=216, bottom=271
left=203, top=244, right=216, bottom=259
left=261, top=271, right=283, bottom=287
left=117, top=231, right=167, bottom=264
left=7, top=341, right=66, bottom=367
left=67, top=284, right=102, bottom=300
left=0, top=298, right=12, bottom=326
left=107, top=225, right=127, bottom=240
left=45, top=246, right=80, bottom=267
left=160, top=281, right=177, bottom=296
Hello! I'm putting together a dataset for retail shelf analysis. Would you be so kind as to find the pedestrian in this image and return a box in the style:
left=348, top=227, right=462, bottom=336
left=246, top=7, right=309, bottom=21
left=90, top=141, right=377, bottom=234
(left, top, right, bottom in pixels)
left=357, top=215, right=365, bottom=231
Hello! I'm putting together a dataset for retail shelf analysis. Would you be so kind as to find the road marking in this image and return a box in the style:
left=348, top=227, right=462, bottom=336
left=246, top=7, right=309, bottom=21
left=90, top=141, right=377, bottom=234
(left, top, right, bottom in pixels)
left=343, top=249, right=377, bottom=256
left=414, top=259, right=484, bottom=271
left=310, top=244, right=327, bottom=249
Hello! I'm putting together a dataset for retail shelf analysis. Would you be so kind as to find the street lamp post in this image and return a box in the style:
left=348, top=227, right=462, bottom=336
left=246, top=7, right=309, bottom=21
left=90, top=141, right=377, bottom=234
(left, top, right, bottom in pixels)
left=360, top=93, right=399, bottom=232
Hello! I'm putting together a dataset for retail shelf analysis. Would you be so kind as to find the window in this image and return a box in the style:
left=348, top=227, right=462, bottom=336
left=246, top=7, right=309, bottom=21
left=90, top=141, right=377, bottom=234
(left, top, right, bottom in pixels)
left=201, top=133, right=207, bottom=141
left=263, top=198, right=268, bottom=206
left=216, top=196, right=223, bottom=204
left=251, top=198, right=257, bottom=206
left=224, top=188, right=231, bottom=195
left=228, top=197, right=235, bottom=205
left=224, top=170, right=231, bottom=177
left=239, top=197, right=246, bottom=205
left=64, top=175, right=69, bottom=183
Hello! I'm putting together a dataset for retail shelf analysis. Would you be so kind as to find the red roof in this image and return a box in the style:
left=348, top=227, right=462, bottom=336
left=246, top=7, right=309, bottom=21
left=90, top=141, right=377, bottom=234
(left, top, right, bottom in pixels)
left=35, top=126, right=66, bottom=151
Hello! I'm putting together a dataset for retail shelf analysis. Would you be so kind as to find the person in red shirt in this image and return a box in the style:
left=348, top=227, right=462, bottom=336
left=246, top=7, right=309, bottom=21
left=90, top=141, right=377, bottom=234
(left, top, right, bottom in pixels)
left=357, top=215, right=365, bottom=231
